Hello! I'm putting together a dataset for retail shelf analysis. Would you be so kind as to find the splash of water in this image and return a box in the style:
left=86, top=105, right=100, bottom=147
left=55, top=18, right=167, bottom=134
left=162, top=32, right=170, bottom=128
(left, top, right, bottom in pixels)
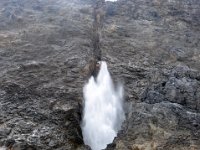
left=82, top=61, right=125, bottom=150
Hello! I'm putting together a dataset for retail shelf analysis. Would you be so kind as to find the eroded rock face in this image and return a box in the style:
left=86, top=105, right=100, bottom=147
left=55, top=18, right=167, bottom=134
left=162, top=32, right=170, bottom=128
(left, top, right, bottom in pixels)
left=107, top=102, right=200, bottom=150
left=142, top=66, right=200, bottom=112
left=0, top=0, right=200, bottom=150
left=0, top=0, right=93, bottom=149
left=103, top=0, right=200, bottom=149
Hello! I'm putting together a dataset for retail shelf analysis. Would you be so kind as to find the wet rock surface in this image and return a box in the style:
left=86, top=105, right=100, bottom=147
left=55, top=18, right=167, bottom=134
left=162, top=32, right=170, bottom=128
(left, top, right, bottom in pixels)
left=0, top=0, right=200, bottom=149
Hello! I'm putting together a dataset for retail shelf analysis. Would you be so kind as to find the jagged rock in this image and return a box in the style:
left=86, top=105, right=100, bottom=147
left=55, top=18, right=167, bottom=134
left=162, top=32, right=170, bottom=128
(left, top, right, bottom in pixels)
left=0, top=0, right=199, bottom=149
left=0, top=0, right=92, bottom=149
left=106, top=102, right=200, bottom=150
left=142, top=66, right=200, bottom=112
left=103, top=0, right=200, bottom=149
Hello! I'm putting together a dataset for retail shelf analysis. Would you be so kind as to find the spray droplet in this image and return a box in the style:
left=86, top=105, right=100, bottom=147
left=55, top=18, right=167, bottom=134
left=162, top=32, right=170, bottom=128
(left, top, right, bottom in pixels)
left=82, top=61, right=125, bottom=150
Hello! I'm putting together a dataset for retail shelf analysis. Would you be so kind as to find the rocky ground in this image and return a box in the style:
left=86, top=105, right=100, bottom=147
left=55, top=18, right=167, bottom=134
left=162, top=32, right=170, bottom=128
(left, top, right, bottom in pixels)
left=0, top=0, right=200, bottom=150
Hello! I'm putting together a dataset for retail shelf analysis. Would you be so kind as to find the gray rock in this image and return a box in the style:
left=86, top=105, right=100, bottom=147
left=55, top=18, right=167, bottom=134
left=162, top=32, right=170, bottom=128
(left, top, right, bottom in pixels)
left=0, top=127, right=11, bottom=138
left=106, top=102, right=200, bottom=150
left=0, top=0, right=199, bottom=149
left=142, top=66, right=200, bottom=112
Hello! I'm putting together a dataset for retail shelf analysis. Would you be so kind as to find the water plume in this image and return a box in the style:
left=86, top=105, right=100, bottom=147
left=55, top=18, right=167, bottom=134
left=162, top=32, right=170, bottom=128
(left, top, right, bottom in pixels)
left=82, top=61, right=125, bottom=150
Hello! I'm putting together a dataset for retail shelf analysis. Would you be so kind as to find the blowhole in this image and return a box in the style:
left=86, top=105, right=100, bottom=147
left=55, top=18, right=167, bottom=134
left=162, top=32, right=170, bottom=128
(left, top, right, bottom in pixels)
left=81, top=61, right=125, bottom=150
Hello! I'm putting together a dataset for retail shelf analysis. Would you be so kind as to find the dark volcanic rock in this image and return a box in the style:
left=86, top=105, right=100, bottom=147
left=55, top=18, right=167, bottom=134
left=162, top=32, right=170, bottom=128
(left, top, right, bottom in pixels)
left=142, top=65, right=200, bottom=112
left=102, top=0, right=200, bottom=149
left=0, top=0, right=93, bottom=149
left=0, top=0, right=200, bottom=150
left=107, top=102, right=200, bottom=150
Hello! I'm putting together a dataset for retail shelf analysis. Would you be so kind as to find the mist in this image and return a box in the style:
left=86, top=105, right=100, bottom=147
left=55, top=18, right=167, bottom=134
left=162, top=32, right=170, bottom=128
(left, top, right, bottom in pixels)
left=81, top=61, right=125, bottom=150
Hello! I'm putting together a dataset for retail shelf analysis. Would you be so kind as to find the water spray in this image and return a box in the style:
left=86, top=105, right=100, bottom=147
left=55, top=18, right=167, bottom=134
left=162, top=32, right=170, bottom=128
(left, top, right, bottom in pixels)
left=82, top=61, right=125, bottom=150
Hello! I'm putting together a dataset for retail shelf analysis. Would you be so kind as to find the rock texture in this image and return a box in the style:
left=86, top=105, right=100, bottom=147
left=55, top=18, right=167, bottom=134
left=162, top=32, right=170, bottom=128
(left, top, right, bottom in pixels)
left=0, top=0, right=93, bottom=149
left=103, top=0, right=200, bottom=149
left=0, top=0, right=200, bottom=150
